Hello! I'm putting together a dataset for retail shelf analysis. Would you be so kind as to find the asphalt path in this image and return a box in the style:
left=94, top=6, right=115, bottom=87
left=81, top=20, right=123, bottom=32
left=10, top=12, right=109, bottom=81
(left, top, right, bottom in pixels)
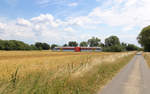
left=98, top=52, right=150, bottom=94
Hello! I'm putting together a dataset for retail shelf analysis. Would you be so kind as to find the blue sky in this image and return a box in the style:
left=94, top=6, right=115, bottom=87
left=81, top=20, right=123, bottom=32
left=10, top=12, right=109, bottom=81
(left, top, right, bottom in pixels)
left=0, top=0, right=100, bottom=19
left=0, top=0, right=150, bottom=45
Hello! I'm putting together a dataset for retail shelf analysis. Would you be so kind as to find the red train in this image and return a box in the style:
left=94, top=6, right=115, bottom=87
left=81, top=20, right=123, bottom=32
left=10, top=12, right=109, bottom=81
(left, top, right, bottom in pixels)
left=53, top=47, right=101, bottom=52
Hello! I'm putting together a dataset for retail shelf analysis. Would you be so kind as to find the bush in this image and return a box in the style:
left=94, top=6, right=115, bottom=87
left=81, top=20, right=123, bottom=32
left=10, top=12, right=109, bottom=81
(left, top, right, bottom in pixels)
left=103, top=45, right=124, bottom=52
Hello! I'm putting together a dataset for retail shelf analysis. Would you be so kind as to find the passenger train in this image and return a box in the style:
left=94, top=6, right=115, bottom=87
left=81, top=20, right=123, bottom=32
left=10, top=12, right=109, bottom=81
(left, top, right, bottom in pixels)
left=53, top=47, right=101, bottom=52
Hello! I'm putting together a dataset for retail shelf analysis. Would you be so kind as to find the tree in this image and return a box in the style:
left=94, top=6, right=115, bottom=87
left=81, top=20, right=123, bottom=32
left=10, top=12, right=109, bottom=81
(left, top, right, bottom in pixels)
left=103, top=45, right=123, bottom=52
left=63, top=44, right=68, bottom=47
left=51, top=44, right=58, bottom=49
left=35, top=42, right=43, bottom=50
left=100, top=43, right=105, bottom=47
left=68, top=41, right=78, bottom=47
left=121, top=42, right=127, bottom=47
left=80, top=41, right=88, bottom=47
left=11, top=40, right=31, bottom=50
left=30, top=44, right=38, bottom=50
left=137, top=25, right=150, bottom=51
left=42, top=43, right=50, bottom=50
left=126, top=44, right=139, bottom=51
left=103, top=36, right=124, bottom=52
left=105, top=36, right=120, bottom=47
left=88, top=37, right=101, bottom=47
left=121, top=42, right=127, bottom=51
left=2, top=40, right=31, bottom=50
left=0, top=39, right=50, bottom=50
left=0, top=40, right=5, bottom=50
left=35, top=42, right=50, bottom=50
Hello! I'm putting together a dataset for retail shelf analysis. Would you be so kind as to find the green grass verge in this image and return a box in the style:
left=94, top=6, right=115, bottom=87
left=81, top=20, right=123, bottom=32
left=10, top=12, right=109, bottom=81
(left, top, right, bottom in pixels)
left=0, top=54, right=135, bottom=94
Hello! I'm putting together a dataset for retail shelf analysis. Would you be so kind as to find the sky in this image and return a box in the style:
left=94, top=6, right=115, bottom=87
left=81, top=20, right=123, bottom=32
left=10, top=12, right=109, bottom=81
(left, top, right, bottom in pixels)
left=0, top=0, right=150, bottom=45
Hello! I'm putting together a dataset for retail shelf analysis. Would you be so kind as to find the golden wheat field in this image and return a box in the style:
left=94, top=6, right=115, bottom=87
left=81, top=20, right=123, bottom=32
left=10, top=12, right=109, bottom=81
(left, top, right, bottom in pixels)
left=0, top=51, right=132, bottom=80
left=0, top=51, right=135, bottom=94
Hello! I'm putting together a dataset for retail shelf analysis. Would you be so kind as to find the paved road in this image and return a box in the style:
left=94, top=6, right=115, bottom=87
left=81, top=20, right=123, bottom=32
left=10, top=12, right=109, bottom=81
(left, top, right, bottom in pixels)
left=98, top=53, right=150, bottom=94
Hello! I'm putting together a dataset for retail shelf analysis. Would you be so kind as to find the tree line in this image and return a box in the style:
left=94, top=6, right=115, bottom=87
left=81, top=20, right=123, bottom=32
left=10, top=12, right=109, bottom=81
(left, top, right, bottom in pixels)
left=1, top=25, right=150, bottom=52
left=61, top=36, right=140, bottom=52
left=0, top=40, right=50, bottom=50
left=0, top=35, right=140, bottom=52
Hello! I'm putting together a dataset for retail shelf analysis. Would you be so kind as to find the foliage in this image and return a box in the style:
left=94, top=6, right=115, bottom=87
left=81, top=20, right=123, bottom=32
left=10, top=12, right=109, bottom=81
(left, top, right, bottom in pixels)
left=105, top=36, right=120, bottom=47
left=137, top=25, right=150, bottom=51
left=88, top=37, right=101, bottom=47
left=63, top=44, right=68, bottom=47
left=103, top=45, right=124, bottom=52
left=51, top=44, right=58, bottom=49
left=0, top=40, right=51, bottom=50
left=80, top=41, right=88, bottom=47
left=35, top=42, right=50, bottom=50
left=68, top=41, right=78, bottom=47
left=0, top=40, right=31, bottom=50
left=103, top=36, right=124, bottom=52
left=125, top=44, right=139, bottom=51
left=0, top=35, right=140, bottom=51
left=102, top=35, right=140, bottom=52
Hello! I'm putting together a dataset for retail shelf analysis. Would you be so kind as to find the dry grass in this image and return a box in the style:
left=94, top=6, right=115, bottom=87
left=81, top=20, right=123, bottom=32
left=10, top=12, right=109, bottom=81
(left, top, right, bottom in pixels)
left=143, top=52, right=150, bottom=67
left=0, top=51, right=135, bottom=94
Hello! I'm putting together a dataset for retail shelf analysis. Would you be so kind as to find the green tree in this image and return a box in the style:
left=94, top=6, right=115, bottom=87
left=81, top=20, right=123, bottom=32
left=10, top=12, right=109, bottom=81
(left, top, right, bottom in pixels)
left=0, top=40, right=5, bottom=50
left=51, top=44, right=58, bottom=49
left=42, top=43, right=50, bottom=50
left=103, top=45, right=123, bottom=52
left=137, top=25, right=150, bottom=51
left=63, top=44, right=68, bottom=47
left=35, top=42, right=43, bottom=50
left=105, top=36, right=120, bottom=47
left=2, top=40, right=31, bottom=50
left=80, top=41, right=88, bottom=47
left=30, top=44, right=38, bottom=50
left=68, top=41, right=78, bottom=47
left=35, top=42, right=50, bottom=50
left=0, top=39, right=50, bottom=50
left=103, top=36, right=124, bottom=52
left=88, top=37, right=101, bottom=47
left=126, top=44, right=139, bottom=51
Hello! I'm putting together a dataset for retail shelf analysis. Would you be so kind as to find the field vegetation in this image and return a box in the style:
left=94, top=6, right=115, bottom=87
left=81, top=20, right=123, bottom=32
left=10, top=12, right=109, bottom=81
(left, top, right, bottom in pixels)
left=0, top=51, right=135, bottom=94
left=143, top=53, right=150, bottom=67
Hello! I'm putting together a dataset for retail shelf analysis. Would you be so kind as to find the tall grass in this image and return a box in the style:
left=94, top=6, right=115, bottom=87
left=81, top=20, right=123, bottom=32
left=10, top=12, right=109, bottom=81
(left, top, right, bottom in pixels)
left=143, top=52, right=150, bottom=67
left=0, top=51, right=135, bottom=94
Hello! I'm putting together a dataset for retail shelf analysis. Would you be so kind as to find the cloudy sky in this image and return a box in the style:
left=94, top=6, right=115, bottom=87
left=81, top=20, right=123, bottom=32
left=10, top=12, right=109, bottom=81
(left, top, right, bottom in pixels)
left=0, top=0, right=149, bottom=45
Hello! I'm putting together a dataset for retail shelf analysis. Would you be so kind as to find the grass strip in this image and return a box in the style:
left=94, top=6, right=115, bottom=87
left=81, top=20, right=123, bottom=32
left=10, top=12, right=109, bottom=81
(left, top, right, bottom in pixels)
left=143, top=53, right=150, bottom=67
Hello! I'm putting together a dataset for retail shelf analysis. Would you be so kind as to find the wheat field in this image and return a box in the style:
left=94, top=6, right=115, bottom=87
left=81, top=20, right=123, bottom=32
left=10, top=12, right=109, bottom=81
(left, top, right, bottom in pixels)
left=0, top=51, right=135, bottom=94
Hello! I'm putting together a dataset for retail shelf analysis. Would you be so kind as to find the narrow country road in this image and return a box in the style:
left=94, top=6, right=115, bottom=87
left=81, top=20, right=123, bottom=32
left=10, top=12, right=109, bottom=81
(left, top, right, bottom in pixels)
left=98, top=52, right=150, bottom=94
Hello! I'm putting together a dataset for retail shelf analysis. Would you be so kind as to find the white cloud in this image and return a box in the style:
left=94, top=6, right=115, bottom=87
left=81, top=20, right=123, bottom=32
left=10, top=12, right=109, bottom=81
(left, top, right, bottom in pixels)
left=17, top=18, right=32, bottom=27
left=31, top=14, right=59, bottom=27
left=36, top=0, right=50, bottom=4
left=89, top=0, right=150, bottom=33
left=64, top=27, right=75, bottom=32
left=68, top=2, right=78, bottom=7
left=1, top=0, right=150, bottom=45
left=0, top=23, right=6, bottom=30
left=0, top=14, right=90, bottom=44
